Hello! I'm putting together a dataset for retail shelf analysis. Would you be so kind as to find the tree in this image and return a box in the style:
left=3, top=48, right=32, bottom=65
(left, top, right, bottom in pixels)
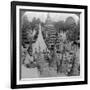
left=65, top=16, right=80, bottom=42
left=66, top=23, right=80, bottom=42
left=21, top=16, right=40, bottom=47
left=21, top=15, right=31, bottom=47
left=65, top=16, right=76, bottom=30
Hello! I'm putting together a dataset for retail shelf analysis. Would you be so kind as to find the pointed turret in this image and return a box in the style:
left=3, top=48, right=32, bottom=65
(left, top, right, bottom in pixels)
left=45, top=13, right=53, bottom=25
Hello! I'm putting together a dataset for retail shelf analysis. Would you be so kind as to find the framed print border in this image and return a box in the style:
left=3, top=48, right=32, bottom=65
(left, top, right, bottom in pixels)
left=11, top=1, right=88, bottom=89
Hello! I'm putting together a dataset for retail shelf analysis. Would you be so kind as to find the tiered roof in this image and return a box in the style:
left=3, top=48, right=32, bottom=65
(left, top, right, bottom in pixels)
left=45, top=13, right=58, bottom=50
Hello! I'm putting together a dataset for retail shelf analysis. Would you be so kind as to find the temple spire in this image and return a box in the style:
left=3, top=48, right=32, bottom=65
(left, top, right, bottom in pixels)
left=47, top=13, right=50, bottom=19
left=45, top=13, right=52, bottom=25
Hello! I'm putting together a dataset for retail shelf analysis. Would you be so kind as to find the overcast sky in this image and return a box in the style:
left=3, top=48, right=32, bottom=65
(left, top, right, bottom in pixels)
left=23, top=11, right=79, bottom=23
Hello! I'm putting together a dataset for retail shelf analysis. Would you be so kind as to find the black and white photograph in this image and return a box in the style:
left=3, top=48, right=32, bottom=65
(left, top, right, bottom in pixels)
left=20, top=11, right=80, bottom=79
left=11, top=1, right=87, bottom=89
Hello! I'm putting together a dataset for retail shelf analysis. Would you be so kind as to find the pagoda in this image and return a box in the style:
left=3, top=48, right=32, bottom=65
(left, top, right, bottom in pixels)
left=44, top=13, right=58, bottom=50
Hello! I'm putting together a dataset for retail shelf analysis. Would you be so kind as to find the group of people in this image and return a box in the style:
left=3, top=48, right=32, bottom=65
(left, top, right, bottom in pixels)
left=21, top=40, right=80, bottom=77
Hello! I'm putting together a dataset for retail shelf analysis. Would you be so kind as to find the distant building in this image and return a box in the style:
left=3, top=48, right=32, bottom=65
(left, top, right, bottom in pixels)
left=44, top=13, right=57, bottom=50
left=44, top=13, right=67, bottom=54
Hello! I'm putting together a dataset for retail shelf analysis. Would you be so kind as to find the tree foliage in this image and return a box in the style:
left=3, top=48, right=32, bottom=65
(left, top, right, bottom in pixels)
left=21, top=16, right=31, bottom=47
left=53, top=16, right=80, bottom=42
left=21, top=16, right=40, bottom=47
left=66, top=22, right=80, bottom=41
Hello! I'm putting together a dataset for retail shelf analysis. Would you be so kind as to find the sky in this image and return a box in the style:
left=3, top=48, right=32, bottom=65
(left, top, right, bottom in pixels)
left=23, top=11, right=79, bottom=23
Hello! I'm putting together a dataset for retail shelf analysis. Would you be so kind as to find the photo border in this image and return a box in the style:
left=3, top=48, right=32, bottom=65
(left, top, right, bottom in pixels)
left=11, top=1, right=88, bottom=89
